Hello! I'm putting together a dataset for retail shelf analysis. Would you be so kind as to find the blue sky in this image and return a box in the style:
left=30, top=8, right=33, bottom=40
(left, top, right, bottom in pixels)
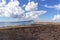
left=0, top=0, right=60, bottom=22
left=18, top=0, right=60, bottom=21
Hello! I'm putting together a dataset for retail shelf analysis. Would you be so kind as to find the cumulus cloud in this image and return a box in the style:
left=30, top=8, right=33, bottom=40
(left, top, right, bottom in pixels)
left=24, top=1, right=47, bottom=19
left=52, top=14, right=60, bottom=20
left=0, top=0, right=47, bottom=21
left=0, top=0, right=6, bottom=6
left=25, top=1, right=38, bottom=11
left=25, top=10, right=47, bottom=19
left=44, top=4, right=60, bottom=10
left=0, top=0, right=24, bottom=17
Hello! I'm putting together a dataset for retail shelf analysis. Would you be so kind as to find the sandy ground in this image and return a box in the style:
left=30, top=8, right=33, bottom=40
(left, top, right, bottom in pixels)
left=0, top=23, right=60, bottom=40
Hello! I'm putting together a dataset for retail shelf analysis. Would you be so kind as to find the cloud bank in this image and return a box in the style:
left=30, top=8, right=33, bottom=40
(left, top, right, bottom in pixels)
left=44, top=4, right=60, bottom=10
left=52, top=14, right=60, bottom=20
left=0, top=0, right=47, bottom=21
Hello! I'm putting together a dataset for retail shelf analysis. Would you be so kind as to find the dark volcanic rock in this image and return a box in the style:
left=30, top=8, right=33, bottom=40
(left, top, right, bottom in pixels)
left=0, top=25, right=60, bottom=40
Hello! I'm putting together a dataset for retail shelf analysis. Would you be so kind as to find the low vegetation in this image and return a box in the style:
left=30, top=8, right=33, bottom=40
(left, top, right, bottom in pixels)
left=0, top=22, right=60, bottom=40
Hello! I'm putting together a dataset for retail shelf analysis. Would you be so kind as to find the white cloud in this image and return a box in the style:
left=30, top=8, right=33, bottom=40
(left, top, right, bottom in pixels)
left=0, top=0, right=47, bottom=21
left=52, top=14, right=60, bottom=20
left=44, top=4, right=60, bottom=10
left=25, top=1, right=38, bottom=11
left=24, top=1, right=47, bottom=20
left=0, top=0, right=6, bottom=7
left=0, top=0, right=24, bottom=17
left=25, top=10, right=47, bottom=19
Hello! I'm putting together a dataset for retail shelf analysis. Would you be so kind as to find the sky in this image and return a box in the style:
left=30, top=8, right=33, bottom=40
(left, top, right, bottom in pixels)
left=0, top=0, right=60, bottom=22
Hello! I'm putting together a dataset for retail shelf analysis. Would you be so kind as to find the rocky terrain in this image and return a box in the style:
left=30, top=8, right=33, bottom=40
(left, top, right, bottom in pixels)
left=0, top=23, right=60, bottom=40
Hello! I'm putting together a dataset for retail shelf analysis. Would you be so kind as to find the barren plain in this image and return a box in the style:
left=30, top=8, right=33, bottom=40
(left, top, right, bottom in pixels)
left=0, top=22, right=60, bottom=40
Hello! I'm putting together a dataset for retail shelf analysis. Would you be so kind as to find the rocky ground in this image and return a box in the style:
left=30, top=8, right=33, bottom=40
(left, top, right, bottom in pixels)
left=0, top=24, right=60, bottom=40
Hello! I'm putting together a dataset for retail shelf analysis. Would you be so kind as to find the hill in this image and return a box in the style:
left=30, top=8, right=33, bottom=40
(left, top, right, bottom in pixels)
left=0, top=22, right=60, bottom=40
